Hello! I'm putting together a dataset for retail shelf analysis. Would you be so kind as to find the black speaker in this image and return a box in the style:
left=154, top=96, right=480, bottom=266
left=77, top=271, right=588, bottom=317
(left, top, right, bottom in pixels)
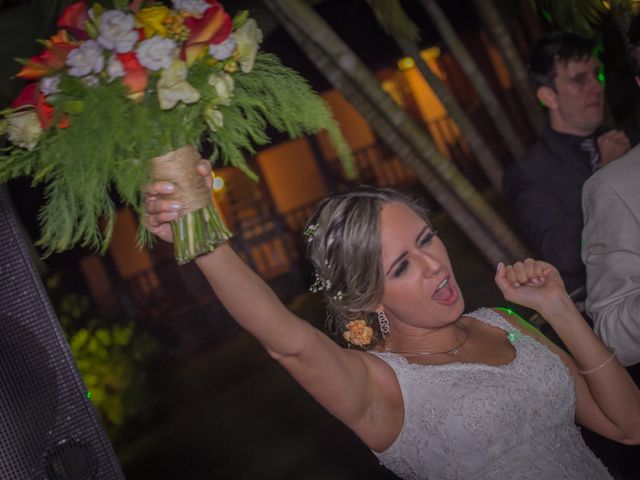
left=0, top=185, right=125, bottom=479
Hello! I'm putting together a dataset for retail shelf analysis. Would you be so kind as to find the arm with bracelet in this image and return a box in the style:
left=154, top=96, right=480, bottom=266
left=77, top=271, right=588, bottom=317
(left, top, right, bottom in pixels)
left=495, top=260, right=640, bottom=444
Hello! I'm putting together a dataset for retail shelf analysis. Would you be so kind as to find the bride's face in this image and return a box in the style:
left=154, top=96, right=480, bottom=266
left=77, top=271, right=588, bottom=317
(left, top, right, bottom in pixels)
left=378, top=202, right=464, bottom=333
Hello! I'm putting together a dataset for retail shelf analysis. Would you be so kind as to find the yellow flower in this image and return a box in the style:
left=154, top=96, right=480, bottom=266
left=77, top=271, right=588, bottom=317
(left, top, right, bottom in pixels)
left=3, top=109, right=42, bottom=150
left=135, top=6, right=170, bottom=38
left=157, top=60, right=200, bottom=110
left=223, top=61, right=238, bottom=73
left=343, top=320, right=373, bottom=347
left=233, top=18, right=263, bottom=73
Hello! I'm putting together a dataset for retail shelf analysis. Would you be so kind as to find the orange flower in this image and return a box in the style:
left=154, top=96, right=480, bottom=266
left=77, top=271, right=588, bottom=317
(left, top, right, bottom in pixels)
left=117, top=52, right=148, bottom=101
left=183, top=2, right=232, bottom=66
left=16, top=31, right=78, bottom=80
left=57, top=0, right=90, bottom=40
left=343, top=320, right=373, bottom=347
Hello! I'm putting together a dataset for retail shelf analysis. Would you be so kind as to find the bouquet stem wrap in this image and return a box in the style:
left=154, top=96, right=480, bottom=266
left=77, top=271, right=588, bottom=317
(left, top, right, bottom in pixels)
left=152, top=145, right=231, bottom=264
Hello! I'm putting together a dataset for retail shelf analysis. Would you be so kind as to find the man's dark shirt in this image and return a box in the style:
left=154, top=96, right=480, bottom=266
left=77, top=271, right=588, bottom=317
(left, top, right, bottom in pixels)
left=503, top=125, right=636, bottom=297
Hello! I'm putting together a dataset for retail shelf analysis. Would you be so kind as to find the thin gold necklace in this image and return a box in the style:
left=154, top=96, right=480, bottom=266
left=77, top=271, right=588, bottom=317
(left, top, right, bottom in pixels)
left=384, top=322, right=470, bottom=357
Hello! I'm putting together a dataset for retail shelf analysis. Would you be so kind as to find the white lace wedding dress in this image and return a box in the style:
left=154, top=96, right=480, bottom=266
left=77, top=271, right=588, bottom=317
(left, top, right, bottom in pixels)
left=371, top=308, right=611, bottom=480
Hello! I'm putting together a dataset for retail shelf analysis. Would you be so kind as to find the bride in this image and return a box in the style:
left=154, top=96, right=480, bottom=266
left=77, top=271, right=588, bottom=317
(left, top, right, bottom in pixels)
left=143, top=162, right=640, bottom=479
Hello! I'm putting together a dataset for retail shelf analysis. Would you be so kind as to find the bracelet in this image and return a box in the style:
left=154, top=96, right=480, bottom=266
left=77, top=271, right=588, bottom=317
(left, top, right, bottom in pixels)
left=578, top=351, right=616, bottom=375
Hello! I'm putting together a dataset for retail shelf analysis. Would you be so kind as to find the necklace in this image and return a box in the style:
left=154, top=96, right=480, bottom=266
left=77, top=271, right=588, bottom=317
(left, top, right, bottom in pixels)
left=384, top=322, right=470, bottom=357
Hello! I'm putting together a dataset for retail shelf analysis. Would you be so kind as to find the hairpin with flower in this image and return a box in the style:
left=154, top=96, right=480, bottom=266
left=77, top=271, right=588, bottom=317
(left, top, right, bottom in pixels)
left=343, top=319, right=373, bottom=347
left=0, top=0, right=354, bottom=262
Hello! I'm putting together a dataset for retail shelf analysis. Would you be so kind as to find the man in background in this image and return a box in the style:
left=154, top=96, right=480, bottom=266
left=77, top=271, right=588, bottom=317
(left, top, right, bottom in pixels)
left=504, top=32, right=632, bottom=304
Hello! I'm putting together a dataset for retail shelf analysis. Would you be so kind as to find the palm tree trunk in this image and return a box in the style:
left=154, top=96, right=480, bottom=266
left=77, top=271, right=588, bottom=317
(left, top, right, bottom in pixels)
left=366, top=0, right=504, bottom=191
left=396, top=37, right=504, bottom=191
left=472, top=0, right=546, bottom=134
left=419, top=0, right=525, bottom=160
left=610, top=1, right=631, bottom=42
left=261, top=0, right=530, bottom=265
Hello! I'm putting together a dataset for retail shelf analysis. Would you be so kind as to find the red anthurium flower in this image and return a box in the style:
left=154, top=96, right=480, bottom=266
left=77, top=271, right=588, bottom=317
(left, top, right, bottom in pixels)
left=11, top=83, right=38, bottom=108
left=13, top=84, right=68, bottom=129
left=183, top=2, right=232, bottom=65
left=16, top=30, right=78, bottom=80
left=36, top=89, right=69, bottom=129
left=117, top=52, right=148, bottom=101
left=36, top=92, right=69, bottom=129
left=57, top=0, right=90, bottom=40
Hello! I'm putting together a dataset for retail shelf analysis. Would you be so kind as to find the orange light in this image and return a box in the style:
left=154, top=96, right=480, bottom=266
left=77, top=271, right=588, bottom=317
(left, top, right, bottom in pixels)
left=397, top=56, right=415, bottom=70
left=397, top=47, right=441, bottom=71
left=420, top=46, right=441, bottom=62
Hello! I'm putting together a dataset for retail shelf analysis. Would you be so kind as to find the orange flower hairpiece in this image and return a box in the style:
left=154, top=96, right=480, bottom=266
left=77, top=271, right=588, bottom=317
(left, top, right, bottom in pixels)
left=343, top=320, right=373, bottom=347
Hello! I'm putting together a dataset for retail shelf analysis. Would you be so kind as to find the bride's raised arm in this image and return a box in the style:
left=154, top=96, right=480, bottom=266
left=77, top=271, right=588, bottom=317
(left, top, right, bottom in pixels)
left=143, top=162, right=402, bottom=452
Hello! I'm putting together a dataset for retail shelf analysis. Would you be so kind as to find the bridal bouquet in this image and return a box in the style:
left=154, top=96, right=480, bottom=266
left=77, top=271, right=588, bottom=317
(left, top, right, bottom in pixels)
left=0, top=0, right=353, bottom=263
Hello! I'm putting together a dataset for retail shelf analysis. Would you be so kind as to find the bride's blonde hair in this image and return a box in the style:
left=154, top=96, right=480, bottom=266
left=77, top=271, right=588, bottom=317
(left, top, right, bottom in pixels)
left=305, top=186, right=430, bottom=348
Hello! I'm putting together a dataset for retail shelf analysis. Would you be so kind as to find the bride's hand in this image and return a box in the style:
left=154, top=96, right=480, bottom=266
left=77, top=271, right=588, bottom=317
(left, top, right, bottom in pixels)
left=494, top=258, right=572, bottom=317
left=143, top=160, right=212, bottom=243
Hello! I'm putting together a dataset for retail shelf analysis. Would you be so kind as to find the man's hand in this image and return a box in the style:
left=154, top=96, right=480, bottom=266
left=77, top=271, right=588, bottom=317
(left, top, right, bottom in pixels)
left=597, top=129, right=631, bottom=167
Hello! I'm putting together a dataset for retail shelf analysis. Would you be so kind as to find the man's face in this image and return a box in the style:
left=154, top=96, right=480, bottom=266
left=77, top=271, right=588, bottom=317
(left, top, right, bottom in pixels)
left=539, top=56, right=604, bottom=136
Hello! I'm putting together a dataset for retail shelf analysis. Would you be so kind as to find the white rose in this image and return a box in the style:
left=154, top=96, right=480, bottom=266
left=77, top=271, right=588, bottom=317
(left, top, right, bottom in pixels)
left=209, top=37, right=236, bottom=61
left=172, top=0, right=210, bottom=15
left=5, top=110, right=42, bottom=150
left=157, top=60, right=200, bottom=109
left=106, top=54, right=125, bottom=82
left=207, top=72, right=234, bottom=106
left=97, top=10, right=138, bottom=53
left=233, top=18, right=263, bottom=73
left=40, top=76, right=60, bottom=96
left=66, top=40, right=105, bottom=77
left=204, top=105, right=223, bottom=132
left=136, top=37, right=176, bottom=71
left=83, top=75, right=100, bottom=87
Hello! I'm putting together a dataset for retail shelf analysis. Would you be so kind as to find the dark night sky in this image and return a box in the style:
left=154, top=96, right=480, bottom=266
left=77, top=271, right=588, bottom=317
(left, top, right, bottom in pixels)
left=260, top=0, right=480, bottom=92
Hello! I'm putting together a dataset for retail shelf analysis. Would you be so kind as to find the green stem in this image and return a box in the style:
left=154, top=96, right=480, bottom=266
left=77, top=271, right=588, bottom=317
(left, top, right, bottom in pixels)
left=171, top=204, right=232, bottom=265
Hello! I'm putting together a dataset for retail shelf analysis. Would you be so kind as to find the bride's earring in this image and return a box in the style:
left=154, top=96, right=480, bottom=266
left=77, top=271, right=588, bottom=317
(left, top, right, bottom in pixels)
left=378, top=310, right=391, bottom=338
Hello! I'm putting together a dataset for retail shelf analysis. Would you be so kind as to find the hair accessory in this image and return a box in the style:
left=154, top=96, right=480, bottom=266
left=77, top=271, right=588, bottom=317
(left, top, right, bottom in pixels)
left=343, top=320, right=373, bottom=347
left=578, top=350, right=616, bottom=375
left=309, top=272, right=331, bottom=293
left=377, top=310, right=391, bottom=337
left=303, top=223, right=318, bottom=243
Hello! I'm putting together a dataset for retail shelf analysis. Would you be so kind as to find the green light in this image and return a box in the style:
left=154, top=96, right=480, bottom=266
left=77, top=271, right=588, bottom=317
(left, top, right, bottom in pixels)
left=495, top=308, right=524, bottom=343
left=86, top=391, right=92, bottom=400
left=495, top=306, right=539, bottom=335
left=507, top=330, right=521, bottom=344
left=495, top=306, right=522, bottom=319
